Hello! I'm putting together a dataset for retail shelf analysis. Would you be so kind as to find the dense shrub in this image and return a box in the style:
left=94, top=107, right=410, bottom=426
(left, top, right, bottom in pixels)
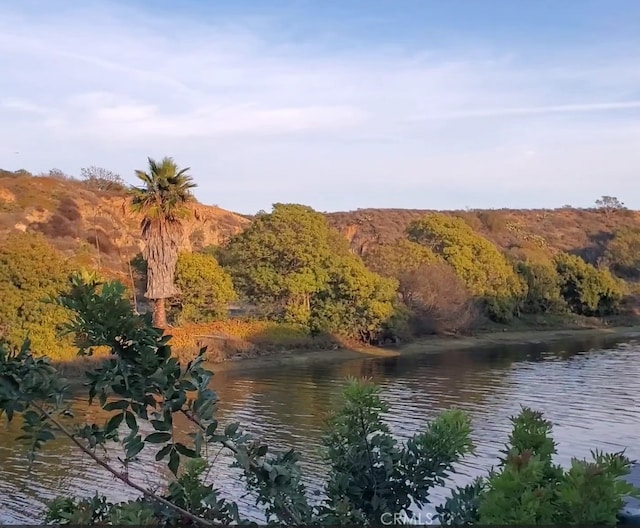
left=407, top=214, right=524, bottom=321
left=309, top=253, right=398, bottom=342
left=440, top=408, right=637, bottom=525
left=554, top=253, right=623, bottom=316
left=222, top=204, right=397, bottom=342
left=401, top=263, right=477, bottom=335
left=0, top=232, right=74, bottom=357
left=517, top=261, right=567, bottom=314
left=605, top=227, right=640, bottom=278
left=171, top=252, right=237, bottom=324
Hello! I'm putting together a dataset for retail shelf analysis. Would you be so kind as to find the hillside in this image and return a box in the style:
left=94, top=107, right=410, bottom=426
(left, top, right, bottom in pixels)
left=326, top=207, right=640, bottom=265
left=0, top=170, right=249, bottom=281
left=2, top=169, right=639, bottom=276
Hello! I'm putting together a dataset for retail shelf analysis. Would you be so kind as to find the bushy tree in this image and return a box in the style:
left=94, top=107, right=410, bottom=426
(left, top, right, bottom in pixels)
left=407, top=214, right=524, bottom=321
left=554, top=253, right=623, bottom=316
left=81, top=166, right=125, bottom=191
left=310, top=254, right=398, bottom=342
left=0, top=232, right=73, bottom=357
left=403, top=263, right=477, bottom=335
left=172, top=252, right=237, bottom=324
left=222, top=204, right=397, bottom=341
left=517, top=261, right=567, bottom=314
left=221, top=204, right=334, bottom=323
left=365, top=239, right=439, bottom=302
left=605, top=227, right=640, bottom=278
left=595, top=195, right=625, bottom=218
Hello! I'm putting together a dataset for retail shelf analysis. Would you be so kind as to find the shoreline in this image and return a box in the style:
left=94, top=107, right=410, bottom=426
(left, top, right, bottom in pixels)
left=54, top=324, right=640, bottom=378
left=209, top=324, right=640, bottom=373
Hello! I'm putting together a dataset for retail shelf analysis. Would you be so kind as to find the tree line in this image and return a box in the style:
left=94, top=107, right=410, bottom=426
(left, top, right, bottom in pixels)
left=0, top=157, right=637, bottom=358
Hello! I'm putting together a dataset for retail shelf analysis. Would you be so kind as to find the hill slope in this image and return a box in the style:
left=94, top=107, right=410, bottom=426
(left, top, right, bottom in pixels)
left=2, top=170, right=639, bottom=275
left=326, top=207, right=640, bottom=265
left=0, top=171, right=249, bottom=280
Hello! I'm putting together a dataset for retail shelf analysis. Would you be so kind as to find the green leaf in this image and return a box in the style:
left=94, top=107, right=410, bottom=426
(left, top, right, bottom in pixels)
left=124, top=411, right=137, bottom=432
left=205, top=420, right=218, bottom=436
left=168, top=449, right=180, bottom=475
left=105, top=412, right=124, bottom=434
left=145, top=432, right=172, bottom=444
left=126, top=438, right=144, bottom=460
left=103, top=399, right=129, bottom=412
left=156, top=444, right=172, bottom=461
left=224, top=422, right=239, bottom=437
left=175, top=443, right=197, bottom=458
left=150, top=419, right=171, bottom=431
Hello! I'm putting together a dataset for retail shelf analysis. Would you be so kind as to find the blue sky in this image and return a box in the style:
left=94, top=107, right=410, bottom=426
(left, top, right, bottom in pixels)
left=1, top=0, right=639, bottom=213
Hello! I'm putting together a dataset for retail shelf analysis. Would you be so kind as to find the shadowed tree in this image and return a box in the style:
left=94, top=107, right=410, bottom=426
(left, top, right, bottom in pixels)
left=130, top=157, right=196, bottom=328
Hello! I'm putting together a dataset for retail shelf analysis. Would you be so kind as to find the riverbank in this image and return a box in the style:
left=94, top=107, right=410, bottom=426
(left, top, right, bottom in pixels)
left=209, top=324, right=640, bottom=373
left=53, top=319, right=640, bottom=377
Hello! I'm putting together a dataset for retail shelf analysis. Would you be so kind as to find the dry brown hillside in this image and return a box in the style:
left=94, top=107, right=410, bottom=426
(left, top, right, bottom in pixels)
left=326, top=207, right=640, bottom=265
left=0, top=170, right=249, bottom=280
left=2, top=170, right=639, bottom=276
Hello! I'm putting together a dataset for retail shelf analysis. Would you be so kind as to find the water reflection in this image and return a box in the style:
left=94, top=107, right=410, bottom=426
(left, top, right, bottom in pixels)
left=1, top=336, right=639, bottom=523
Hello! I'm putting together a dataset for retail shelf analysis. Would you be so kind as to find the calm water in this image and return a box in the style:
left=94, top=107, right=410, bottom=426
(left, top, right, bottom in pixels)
left=2, top=335, right=640, bottom=523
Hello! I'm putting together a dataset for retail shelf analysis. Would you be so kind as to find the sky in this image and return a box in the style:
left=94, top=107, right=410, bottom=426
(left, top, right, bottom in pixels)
left=1, top=0, right=639, bottom=213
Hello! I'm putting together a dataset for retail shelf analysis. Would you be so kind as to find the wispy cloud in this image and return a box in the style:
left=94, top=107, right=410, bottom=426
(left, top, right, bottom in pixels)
left=0, top=1, right=638, bottom=211
left=409, top=101, right=640, bottom=121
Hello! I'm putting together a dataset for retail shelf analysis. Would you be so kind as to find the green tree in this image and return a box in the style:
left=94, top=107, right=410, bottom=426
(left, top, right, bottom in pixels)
left=221, top=204, right=333, bottom=323
left=407, top=214, right=524, bottom=321
left=516, top=261, right=566, bottom=314
left=172, top=252, right=237, bottom=324
left=554, top=253, right=623, bottom=316
left=130, top=157, right=196, bottom=328
left=221, top=204, right=398, bottom=341
left=605, top=227, right=640, bottom=278
left=310, top=253, right=398, bottom=342
left=0, top=232, right=73, bottom=357
left=365, top=239, right=439, bottom=302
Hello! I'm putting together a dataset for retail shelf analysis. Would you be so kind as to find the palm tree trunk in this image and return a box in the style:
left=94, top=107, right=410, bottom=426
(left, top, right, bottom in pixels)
left=153, top=298, right=168, bottom=329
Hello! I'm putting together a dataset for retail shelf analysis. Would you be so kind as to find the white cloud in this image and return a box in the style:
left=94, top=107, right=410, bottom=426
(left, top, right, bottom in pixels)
left=0, top=1, right=638, bottom=211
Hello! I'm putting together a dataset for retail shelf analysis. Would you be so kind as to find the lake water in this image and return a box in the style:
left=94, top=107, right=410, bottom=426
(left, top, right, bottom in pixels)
left=1, top=334, right=640, bottom=523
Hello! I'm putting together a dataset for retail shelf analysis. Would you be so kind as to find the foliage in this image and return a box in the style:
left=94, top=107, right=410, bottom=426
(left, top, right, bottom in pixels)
left=402, top=263, right=477, bottom=335
left=517, top=261, right=567, bottom=314
left=130, top=157, right=196, bottom=328
left=605, top=227, right=640, bottom=278
left=440, top=407, right=639, bottom=525
left=0, top=232, right=74, bottom=358
left=554, top=253, right=624, bottom=316
left=171, top=252, right=236, bottom=324
left=222, top=204, right=397, bottom=342
left=318, top=379, right=473, bottom=525
left=407, top=213, right=524, bottom=322
left=595, top=195, right=625, bottom=217
left=221, top=204, right=335, bottom=322
left=309, top=253, right=398, bottom=342
left=0, top=279, right=481, bottom=526
left=81, top=166, right=126, bottom=191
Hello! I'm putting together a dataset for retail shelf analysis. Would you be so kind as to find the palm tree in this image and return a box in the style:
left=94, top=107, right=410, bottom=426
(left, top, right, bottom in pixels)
left=130, top=157, right=196, bottom=328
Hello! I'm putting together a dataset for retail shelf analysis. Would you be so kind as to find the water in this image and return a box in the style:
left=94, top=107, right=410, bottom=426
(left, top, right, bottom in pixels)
left=2, top=335, right=640, bottom=523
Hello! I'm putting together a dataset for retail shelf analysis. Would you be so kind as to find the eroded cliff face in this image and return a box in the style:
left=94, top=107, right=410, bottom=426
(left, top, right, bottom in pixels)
left=0, top=173, right=250, bottom=278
